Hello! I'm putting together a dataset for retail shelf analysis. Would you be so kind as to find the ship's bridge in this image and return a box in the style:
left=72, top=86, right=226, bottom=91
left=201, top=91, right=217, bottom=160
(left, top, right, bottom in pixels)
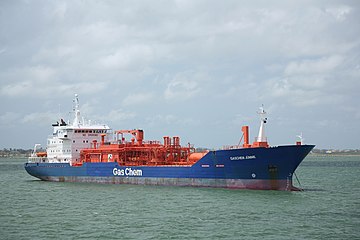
left=46, top=124, right=111, bottom=163
left=29, top=94, right=112, bottom=164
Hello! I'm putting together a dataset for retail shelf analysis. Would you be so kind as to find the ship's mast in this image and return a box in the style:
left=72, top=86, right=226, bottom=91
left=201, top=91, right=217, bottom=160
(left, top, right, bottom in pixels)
left=256, top=105, right=267, bottom=142
left=297, top=133, right=304, bottom=145
left=72, top=94, right=81, bottom=126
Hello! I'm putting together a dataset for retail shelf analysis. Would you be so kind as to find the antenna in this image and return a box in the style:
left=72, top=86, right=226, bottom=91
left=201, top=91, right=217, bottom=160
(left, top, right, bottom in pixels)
left=256, top=104, right=267, bottom=142
left=72, top=93, right=81, bottom=126
left=257, top=104, right=267, bottom=123
left=297, top=133, right=304, bottom=145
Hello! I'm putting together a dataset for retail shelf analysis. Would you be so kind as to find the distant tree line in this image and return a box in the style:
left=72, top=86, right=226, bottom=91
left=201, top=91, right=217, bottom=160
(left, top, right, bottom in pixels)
left=312, top=148, right=360, bottom=155
left=0, top=148, right=33, bottom=158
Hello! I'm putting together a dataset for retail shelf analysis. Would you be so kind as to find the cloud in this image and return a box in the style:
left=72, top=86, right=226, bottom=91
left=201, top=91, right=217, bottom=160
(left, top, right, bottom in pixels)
left=21, top=112, right=56, bottom=125
left=284, top=55, right=343, bottom=76
left=164, top=79, right=199, bottom=100
left=163, top=71, right=208, bottom=100
left=122, top=93, right=154, bottom=106
left=1, top=81, right=31, bottom=97
left=146, top=114, right=176, bottom=125
left=103, top=109, right=136, bottom=123
left=43, top=1, right=68, bottom=20
left=32, top=46, right=77, bottom=63
left=0, top=112, right=21, bottom=127
left=146, top=114, right=199, bottom=126
left=98, top=44, right=154, bottom=70
left=0, top=48, right=7, bottom=55
left=264, top=75, right=344, bottom=107
left=262, top=52, right=357, bottom=107
left=0, top=65, right=107, bottom=98
left=0, top=1, right=359, bottom=149
left=0, top=79, right=106, bottom=98
left=325, top=5, right=352, bottom=22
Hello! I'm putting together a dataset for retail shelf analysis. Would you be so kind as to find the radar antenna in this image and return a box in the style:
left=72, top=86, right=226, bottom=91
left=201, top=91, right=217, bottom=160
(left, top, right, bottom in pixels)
left=72, top=94, right=81, bottom=126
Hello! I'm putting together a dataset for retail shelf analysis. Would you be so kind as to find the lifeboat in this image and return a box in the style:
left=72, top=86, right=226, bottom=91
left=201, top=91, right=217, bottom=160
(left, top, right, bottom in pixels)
left=36, top=152, right=47, bottom=157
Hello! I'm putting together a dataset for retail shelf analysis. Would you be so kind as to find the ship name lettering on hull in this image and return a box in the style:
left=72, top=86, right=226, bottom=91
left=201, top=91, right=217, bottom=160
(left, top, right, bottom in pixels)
left=230, top=155, right=256, bottom=160
left=113, top=167, right=143, bottom=176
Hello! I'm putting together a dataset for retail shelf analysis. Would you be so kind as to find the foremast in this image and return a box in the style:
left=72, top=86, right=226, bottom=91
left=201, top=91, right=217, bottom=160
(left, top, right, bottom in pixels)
left=240, top=105, right=269, bottom=148
left=252, top=105, right=269, bottom=148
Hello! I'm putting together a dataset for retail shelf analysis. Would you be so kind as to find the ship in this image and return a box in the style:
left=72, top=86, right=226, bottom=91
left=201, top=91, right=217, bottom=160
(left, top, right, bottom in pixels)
left=25, top=94, right=314, bottom=191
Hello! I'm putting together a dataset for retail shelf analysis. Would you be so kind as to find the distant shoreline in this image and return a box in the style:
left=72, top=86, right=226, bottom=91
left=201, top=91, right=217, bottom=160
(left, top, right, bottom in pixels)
left=310, top=153, right=360, bottom=157
left=0, top=156, right=29, bottom=159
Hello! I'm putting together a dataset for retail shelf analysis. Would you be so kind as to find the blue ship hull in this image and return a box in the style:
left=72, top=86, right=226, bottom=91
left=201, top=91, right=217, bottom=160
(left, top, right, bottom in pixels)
left=24, top=145, right=314, bottom=190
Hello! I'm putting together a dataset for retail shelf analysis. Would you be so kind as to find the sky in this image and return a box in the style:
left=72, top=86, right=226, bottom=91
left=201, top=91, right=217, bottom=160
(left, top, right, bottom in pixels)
left=0, top=0, right=359, bottom=150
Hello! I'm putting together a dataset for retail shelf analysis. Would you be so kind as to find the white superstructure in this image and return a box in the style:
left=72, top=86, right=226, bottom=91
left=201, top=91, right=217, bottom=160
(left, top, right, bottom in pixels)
left=256, top=105, right=267, bottom=143
left=29, top=94, right=111, bottom=164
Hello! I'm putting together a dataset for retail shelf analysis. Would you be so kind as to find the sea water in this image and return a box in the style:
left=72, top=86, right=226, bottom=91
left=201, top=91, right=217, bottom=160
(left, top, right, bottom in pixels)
left=0, top=156, right=359, bottom=240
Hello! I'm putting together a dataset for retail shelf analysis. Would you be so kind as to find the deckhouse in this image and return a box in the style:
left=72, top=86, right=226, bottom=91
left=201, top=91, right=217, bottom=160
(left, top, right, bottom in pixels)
left=29, top=94, right=111, bottom=164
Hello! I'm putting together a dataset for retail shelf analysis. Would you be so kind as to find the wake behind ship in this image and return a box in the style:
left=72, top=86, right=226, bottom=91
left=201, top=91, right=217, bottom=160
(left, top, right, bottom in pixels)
left=25, top=94, right=314, bottom=190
